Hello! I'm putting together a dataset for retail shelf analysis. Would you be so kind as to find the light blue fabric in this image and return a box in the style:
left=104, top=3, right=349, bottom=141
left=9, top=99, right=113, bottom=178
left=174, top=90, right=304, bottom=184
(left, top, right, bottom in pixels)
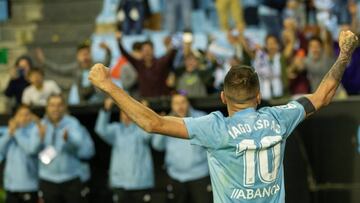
left=148, top=0, right=161, bottom=13
left=164, top=0, right=193, bottom=33
left=0, top=0, right=9, bottom=22
left=0, top=126, right=7, bottom=162
left=0, top=123, right=40, bottom=192
left=152, top=109, right=209, bottom=182
left=31, top=115, right=95, bottom=183
left=68, top=84, right=80, bottom=105
left=95, top=0, right=119, bottom=24
left=81, top=70, right=91, bottom=88
left=78, top=126, right=95, bottom=183
left=184, top=101, right=305, bottom=203
left=95, top=110, right=154, bottom=190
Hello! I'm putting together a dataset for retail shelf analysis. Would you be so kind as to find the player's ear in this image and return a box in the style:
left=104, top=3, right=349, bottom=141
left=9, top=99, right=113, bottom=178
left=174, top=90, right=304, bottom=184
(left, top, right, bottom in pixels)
left=256, top=92, right=261, bottom=105
left=221, top=91, right=227, bottom=104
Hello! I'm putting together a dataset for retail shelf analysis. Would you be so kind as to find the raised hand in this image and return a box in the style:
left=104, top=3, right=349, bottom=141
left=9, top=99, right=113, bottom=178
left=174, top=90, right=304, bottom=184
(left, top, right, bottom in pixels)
left=339, top=30, right=359, bottom=55
left=115, top=31, right=122, bottom=41
left=88, top=63, right=113, bottom=92
left=8, top=119, right=18, bottom=136
left=9, top=68, right=18, bottom=79
left=35, top=48, right=45, bottom=65
left=104, top=97, right=114, bottom=111
left=348, top=1, right=358, bottom=16
left=99, top=42, right=110, bottom=51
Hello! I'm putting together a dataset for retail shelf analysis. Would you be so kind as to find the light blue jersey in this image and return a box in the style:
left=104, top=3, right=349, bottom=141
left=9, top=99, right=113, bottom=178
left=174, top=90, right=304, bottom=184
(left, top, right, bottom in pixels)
left=184, top=101, right=305, bottom=203
left=152, top=108, right=209, bottom=182
left=0, top=123, right=40, bottom=192
left=78, top=126, right=95, bottom=183
left=31, top=115, right=95, bottom=183
left=95, top=110, right=154, bottom=190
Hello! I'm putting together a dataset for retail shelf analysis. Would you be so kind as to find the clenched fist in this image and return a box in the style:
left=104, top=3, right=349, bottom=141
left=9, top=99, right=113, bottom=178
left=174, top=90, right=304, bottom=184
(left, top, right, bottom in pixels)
left=339, top=30, right=359, bottom=55
left=88, top=63, right=112, bottom=92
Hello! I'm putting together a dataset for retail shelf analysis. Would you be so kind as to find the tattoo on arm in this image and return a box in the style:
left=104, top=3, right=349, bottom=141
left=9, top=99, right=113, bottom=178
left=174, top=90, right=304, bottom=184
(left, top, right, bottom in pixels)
left=321, top=33, right=357, bottom=84
left=322, top=53, right=351, bottom=83
left=305, top=31, right=358, bottom=112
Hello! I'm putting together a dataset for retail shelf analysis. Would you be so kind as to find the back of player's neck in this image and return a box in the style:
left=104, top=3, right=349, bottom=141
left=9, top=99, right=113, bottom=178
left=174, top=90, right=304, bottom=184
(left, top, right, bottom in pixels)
left=228, top=104, right=257, bottom=116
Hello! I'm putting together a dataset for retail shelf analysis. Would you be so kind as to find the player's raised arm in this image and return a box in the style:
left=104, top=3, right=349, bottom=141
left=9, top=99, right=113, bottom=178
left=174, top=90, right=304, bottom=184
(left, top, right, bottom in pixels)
left=88, top=63, right=189, bottom=139
left=304, top=31, right=358, bottom=116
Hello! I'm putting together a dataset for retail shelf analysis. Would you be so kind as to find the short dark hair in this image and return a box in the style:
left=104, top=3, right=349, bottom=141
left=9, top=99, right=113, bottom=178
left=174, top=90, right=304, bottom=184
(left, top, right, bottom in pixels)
left=27, top=67, right=44, bottom=77
left=223, top=65, right=260, bottom=103
left=185, top=53, right=197, bottom=60
left=265, top=34, right=280, bottom=44
left=15, top=55, right=33, bottom=68
left=47, top=94, right=66, bottom=105
left=132, top=41, right=143, bottom=51
left=308, top=36, right=323, bottom=46
left=77, top=41, right=91, bottom=52
left=171, top=90, right=188, bottom=97
left=12, top=104, right=31, bottom=117
left=142, top=40, right=153, bottom=48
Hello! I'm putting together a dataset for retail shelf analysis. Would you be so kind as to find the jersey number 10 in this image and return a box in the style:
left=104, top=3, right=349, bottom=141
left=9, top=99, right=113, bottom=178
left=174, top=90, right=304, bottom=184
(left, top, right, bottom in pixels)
left=236, top=136, right=282, bottom=186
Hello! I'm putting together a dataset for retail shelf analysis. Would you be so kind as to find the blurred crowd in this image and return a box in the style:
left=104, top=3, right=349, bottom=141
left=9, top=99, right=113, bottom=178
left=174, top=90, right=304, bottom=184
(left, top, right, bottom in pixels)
left=1, top=0, right=360, bottom=203
left=0, top=93, right=212, bottom=203
left=3, top=0, right=360, bottom=110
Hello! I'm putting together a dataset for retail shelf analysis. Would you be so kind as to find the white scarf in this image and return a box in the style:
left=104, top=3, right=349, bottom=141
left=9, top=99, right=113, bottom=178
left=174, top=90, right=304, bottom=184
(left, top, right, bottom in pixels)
left=253, top=50, right=283, bottom=100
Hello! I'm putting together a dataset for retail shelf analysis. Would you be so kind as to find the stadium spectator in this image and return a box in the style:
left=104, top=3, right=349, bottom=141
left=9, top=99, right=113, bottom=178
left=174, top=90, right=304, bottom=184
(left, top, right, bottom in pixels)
left=212, top=56, right=242, bottom=92
left=201, top=51, right=219, bottom=94
left=95, top=98, right=154, bottom=203
left=282, top=17, right=308, bottom=52
left=172, top=54, right=208, bottom=98
left=35, top=42, right=111, bottom=103
left=226, top=28, right=253, bottom=66
left=164, top=0, right=193, bottom=33
left=4, top=55, right=32, bottom=106
left=215, top=0, right=245, bottom=31
left=304, top=36, right=334, bottom=92
left=252, top=34, right=292, bottom=100
left=313, top=0, right=335, bottom=26
left=282, top=0, right=306, bottom=29
left=110, top=42, right=139, bottom=94
left=170, top=32, right=204, bottom=70
left=152, top=93, right=212, bottom=203
left=21, top=68, right=61, bottom=106
left=0, top=105, right=44, bottom=203
left=87, top=30, right=359, bottom=203
left=117, top=32, right=177, bottom=97
left=31, top=94, right=95, bottom=203
left=116, top=0, right=147, bottom=35
left=258, top=0, right=286, bottom=38
left=287, top=49, right=311, bottom=95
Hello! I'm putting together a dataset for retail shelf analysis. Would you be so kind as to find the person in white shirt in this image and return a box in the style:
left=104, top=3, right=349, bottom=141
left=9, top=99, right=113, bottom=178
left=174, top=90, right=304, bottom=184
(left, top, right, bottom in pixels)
left=22, top=68, right=61, bottom=106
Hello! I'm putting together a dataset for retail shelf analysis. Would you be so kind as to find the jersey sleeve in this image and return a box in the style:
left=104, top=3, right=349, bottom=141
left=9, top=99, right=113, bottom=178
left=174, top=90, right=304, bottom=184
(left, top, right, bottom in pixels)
left=183, top=112, right=224, bottom=149
left=268, top=100, right=306, bottom=138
